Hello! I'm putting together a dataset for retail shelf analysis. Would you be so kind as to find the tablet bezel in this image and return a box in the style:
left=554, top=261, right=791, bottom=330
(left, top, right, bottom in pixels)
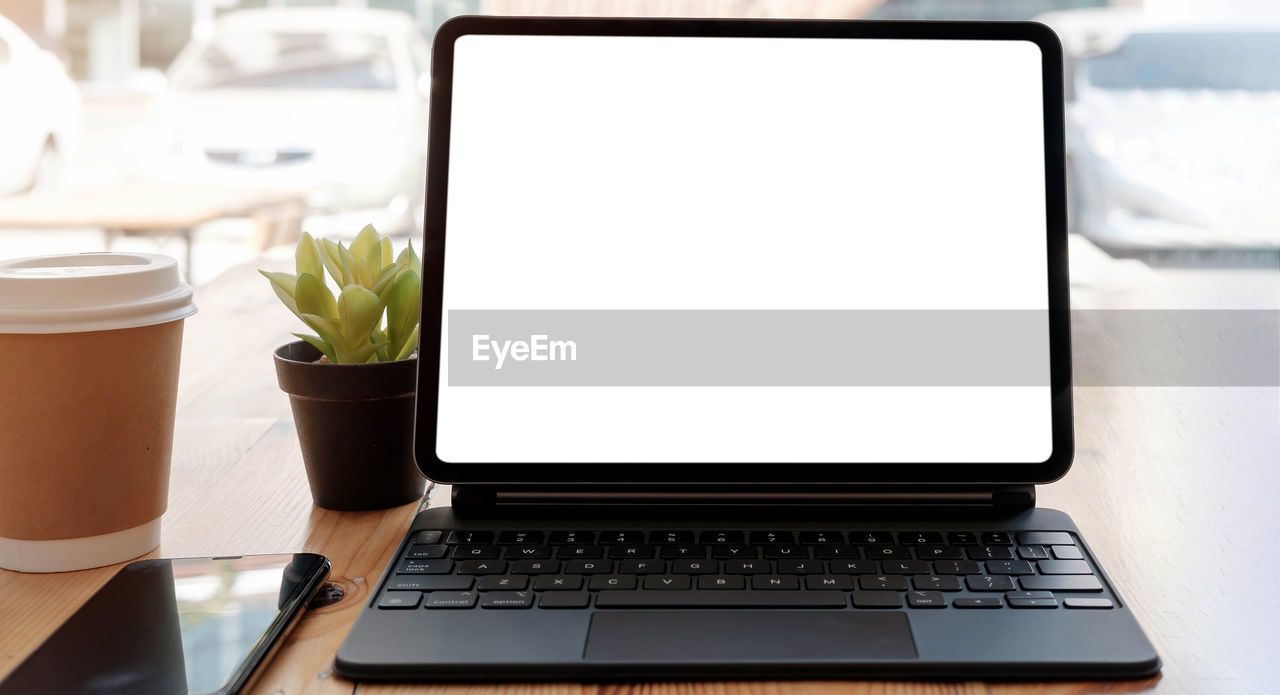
left=415, top=16, right=1073, bottom=486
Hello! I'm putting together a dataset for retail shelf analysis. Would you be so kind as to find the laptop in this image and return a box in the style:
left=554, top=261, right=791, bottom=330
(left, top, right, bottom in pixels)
left=335, top=16, right=1161, bottom=680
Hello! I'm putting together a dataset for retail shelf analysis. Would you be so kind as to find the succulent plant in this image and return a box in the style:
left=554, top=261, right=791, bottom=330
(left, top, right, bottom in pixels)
left=261, top=225, right=421, bottom=364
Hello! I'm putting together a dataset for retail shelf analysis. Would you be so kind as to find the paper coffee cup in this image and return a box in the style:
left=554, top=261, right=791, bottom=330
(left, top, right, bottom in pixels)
left=0, top=253, right=196, bottom=572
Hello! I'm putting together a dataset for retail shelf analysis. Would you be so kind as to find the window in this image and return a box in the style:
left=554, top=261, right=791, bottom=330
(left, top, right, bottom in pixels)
left=1083, top=32, right=1280, bottom=92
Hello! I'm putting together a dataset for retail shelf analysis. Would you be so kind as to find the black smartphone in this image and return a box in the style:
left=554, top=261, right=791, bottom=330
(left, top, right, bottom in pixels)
left=0, top=553, right=330, bottom=695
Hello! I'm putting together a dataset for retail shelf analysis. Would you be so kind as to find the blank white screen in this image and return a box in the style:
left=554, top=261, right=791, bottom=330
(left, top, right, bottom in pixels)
left=437, top=34, right=1052, bottom=463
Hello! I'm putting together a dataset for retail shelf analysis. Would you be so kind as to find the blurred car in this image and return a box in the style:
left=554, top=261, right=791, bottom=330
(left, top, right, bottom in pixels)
left=1039, top=10, right=1280, bottom=251
left=0, top=14, right=81, bottom=195
left=131, top=8, right=431, bottom=234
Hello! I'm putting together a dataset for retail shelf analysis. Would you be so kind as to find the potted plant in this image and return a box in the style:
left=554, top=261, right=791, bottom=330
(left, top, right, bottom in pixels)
left=261, top=225, right=426, bottom=511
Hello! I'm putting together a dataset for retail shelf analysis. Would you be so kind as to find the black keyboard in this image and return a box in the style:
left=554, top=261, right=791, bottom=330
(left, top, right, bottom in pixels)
left=377, top=528, right=1115, bottom=611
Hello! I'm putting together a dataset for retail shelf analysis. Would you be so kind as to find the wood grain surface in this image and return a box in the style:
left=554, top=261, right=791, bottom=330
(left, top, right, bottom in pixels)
left=0, top=237, right=1275, bottom=695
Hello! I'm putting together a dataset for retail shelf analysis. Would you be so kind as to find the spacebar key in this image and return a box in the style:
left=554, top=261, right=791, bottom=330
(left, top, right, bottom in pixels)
left=595, top=590, right=846, bottom=608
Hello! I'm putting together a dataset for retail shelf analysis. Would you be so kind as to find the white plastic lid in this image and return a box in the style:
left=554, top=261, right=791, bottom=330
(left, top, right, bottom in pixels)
left=0, top=253, right=197, bottom=334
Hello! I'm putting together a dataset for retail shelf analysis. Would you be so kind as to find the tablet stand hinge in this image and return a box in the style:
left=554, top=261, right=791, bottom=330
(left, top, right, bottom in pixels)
left=450, top=484, right=1036, bottom=515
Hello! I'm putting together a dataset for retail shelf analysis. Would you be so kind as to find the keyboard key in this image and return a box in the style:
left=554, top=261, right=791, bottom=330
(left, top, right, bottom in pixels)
left=547, top=531, right=595, bottom=544
left=643, top=575, right=692, bottom=590
left=776, top=560, right=822, bottom=574
left=670, top=560, right=717, bottom=574
left=481, top=591, right=533, bottom=608
left=405, top=544, right=448, bottom=559
left=1064, top=598, right=1114, bottom=609
left=565, top=560, right=612, bottom=574
left=751, top=575, right=800, bottom=590
left=898, top=532, right=943, bottom=544
left=599, top=531, right=645, bottom=544
left=413, top=530, right=443, bottom=545
left=444, top=531, right=492, bottom=545
left=532, top=575, right=583, bottom=591
left=557, top=545, right=604, bottom=559
left=805, top=575, right=855, bottom=590
left=914, top=545, right=962, bottom=560
left=986, top=560, right=1035, bottom=575
left=723, top=560, right=769, bottom=575
left=456, top=560, right=506, bottom=574
left=510, top=560, right=559, bottom=574
left=829, top=560, right=877, bottom=574
left=1009, top=597, right=1059, bottom=608
left=799, top=531, right=844, bottom=544
left=954, top=597, right=1003, bottom=608
left=1006, top=590, right=1054, bottom=600
left=813, top=545, right=860, bottom=559
left=700, top=531, right=744, bottom=544
left=607, top=545, right=655, bottom=559
left=497, top=531, right=544, bottom=544
left=589, top=575, right=638, bottom=590
left=762, top=545, right=807, bottom=559
left=1037, top=559, right=1092, bottom=574
left=651, top=531, right=696, bottom=544
left=504, top=545, right=552, bottom=559
left=907, top=590, right=946, bottom=608
left=618, top=559, right=665, bottom=574
left=947, top=532, right=978, bottom=545
left=539, top=591, right=590, bottom=608
left=378, top=592, right=421, bottom=609
left=387, top=575, right=472, bottom=591
left=1052, top=545, right=1084, bottom=560
left=859, top=575, right=909, bottom=591
left=595, top=590, right=845, bottom=608
left=851, top=591, right=902, bottom=608
left=966, top=575, right=1016, bottom=592
left=882, top=560, right=931, bottom=575
left=749, top=531, right=794, bottom=544
left=698, top=575, right=746, bottom=590
left=982, top=532, right=1014, bottom=545
left=933, top=560, right=982, bottom=575
left=851, top=531, right=893, bottom=544
left=863, top=545, right=911, bottom=560
left=967, top=546, right=1014, bottom=561
left=453, top=545, right=500, bottom=559
left=1020, top=575, right=1103, bottom=592
left=711, top=545, right=758, bottom=559
left=425, top=590, right=478, bottom=608
left=1017, top=531, right=1073, bottom=546
left=398, top=559, right=452, bottom=575
left=477, top=575, right=528, bottom=590
left=659, top=545, right=706, bottom=559
left=913, top=575, right=962, bottom=591
left=1018, top=546, right=1051, bottom=560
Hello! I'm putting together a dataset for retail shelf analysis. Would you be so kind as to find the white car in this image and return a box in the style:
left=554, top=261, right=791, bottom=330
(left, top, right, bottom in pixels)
left=0, top=15, right=81, bottom=195
left=1039, top=9, right=1280, bottom=252
left=133, top=8, right=432, bottom=234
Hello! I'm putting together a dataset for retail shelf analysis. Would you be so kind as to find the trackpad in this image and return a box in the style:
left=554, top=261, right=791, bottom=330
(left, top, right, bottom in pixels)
left=585, top=611, right=917, bottom=660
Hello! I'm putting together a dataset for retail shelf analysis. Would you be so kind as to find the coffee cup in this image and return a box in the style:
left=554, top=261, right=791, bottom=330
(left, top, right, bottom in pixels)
left=0, top=253, right=196, bottom=572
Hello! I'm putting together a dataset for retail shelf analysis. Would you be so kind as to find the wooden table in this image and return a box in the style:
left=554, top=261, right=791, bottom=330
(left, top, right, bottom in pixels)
left=0, top=183, right=306, bottom=278
left=0, top=237, right=1276, bottom=694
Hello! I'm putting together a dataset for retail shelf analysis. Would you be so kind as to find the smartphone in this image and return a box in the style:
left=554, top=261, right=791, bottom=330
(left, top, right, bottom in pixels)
left=0, top=553, right=329, bottom=695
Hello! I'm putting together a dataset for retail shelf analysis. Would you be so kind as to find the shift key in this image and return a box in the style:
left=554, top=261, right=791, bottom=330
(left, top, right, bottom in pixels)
left=1036, top=560, right=1091, bottom=574
left=386, top=575, right=473, bottom=591
left=1020, top=575, right=1103, bottom=592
